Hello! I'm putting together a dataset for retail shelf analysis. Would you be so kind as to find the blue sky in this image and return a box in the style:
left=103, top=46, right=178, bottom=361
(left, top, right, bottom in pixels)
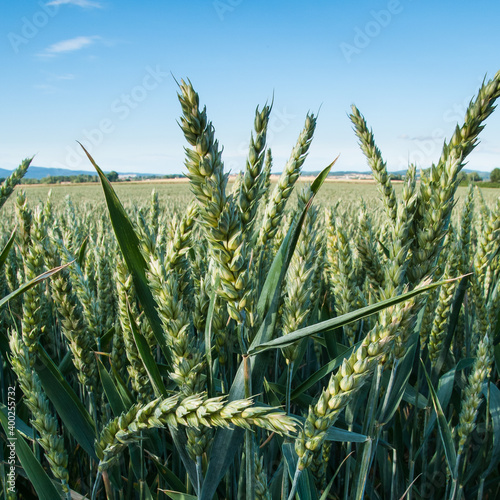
left=1, top=0, right=500, bottom=174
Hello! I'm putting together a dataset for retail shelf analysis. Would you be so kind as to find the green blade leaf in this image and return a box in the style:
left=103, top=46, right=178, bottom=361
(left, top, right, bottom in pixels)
left=282, top=442, right=318, bottom=500
left=416, top=362, right=472, bottom=462
left=319, top=476, right=335, bottom=500
left=110, top=363, right=134, bottom=408
left=35, top=346, right=97, bottom=460
left=96, top=357, right=127, bottom=416
left=140, top=481, right=155, bottom=500
left=377, top=238, right=390, bottom=259
left=311, top=155, right=338, bottom=192
left=291, top=343, right=356, bottom=401
left=0, top=404, right=35, bottom=440
left=401, top=383, right=427, bottom=409
left=0, top=228, right=16, bottom=268
left=323, top=326, right=339, bottom=360
left=162, top=492, right=197, bottom=500
left=147, top=452, right=187, bottom=494
left=79, top=143, right=171, bottom=365
left=204, top=276, right=219, bottom=398
left=0, top=410, right=62, bottom=500
left=263, top=377, right=284, bottom=407
left=265, top=381, right=314, bottom=407
left=324, top=426, right=369, bottom=443
left=421, top=359, right=457, bottom=476
left=77, top=236, right=89, bottom=269
left=352, top=438, right=373, bottom=500
left=57, top=351, right=74, bottom=377
left=319, top=450, right=354, bottom=500
left=495, top=342, right=500, bottom=386
left=167, top=424, right=198, bottom=494
left=0, top=332, right=10, bottom=364
left=377, top=333, right=418, bottom=425
left=249, top=277, right=464, bottom=356
left=100, top=326, right=115, bottom=353
left=127, top=300, right=167, bottom=397
left=480, top=382, right=500, bottom=479
left=425, top=367, right=457, bottom=438
left=0, top=263, right=71, bottom=309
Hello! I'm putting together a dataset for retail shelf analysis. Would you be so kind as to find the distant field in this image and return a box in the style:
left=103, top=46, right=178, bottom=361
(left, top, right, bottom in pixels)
left=13, top=180, right=193, bottom=207
left=13, top=178, right=499, bottom=211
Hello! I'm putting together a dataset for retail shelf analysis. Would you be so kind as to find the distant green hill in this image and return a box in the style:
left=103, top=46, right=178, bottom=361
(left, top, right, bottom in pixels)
left=0, top=166, right=161, bottom=180
left=0, top=166, right=98, bottom=180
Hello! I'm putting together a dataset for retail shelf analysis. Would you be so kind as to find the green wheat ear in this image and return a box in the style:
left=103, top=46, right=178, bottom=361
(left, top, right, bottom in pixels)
left=258, top=112, right=316, bottom=248
left=95, top=394, right=298, bottom=471
left=0, top=157, right=32, bottom=210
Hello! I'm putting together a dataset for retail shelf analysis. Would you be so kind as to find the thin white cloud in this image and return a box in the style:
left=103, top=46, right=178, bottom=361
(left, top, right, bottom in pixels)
left=54, top=73, right=75, bottom=80
left=45, top=0, right=103, bottom=8
left=33, top=84, right=59, bottom=94
left=38, top=36, right=100, bottom=57
left=398, top=134, right=443, bottom=142
left=44, top=72, right=75, bottom=81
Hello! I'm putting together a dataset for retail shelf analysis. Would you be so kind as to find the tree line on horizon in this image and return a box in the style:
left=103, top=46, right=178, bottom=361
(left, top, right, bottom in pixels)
left=0, top=171, right=185, bottom=185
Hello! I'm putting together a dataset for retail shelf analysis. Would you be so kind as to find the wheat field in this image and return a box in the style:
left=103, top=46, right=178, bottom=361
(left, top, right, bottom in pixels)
left=0, top=74, right=499, bottom=500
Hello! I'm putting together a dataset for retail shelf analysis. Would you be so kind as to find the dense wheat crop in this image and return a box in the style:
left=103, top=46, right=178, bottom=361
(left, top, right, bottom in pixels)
left=1, top=73, right=499, bottom=500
